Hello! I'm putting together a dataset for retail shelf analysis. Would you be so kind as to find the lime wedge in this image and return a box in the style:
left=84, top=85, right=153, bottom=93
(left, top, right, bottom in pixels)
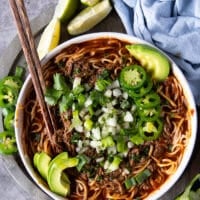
left=81, top=0, right=100, bottom=6
left=67, top=0, right=112, bottom=35
left=37, top=18, right=61, bottom=60
left=54, top=0, right=79, bottom=23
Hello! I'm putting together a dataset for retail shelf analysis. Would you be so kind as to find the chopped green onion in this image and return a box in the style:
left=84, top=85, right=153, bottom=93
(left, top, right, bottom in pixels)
left=124, top=176, right=137, bottom=189
left=101, top=135, right=115, bottom=148
left=76, top=154, right=90, bottom=172
left=84, top=118, right=93, bottom=131
left=88, top=105, right=94, bottom=116
left=91, top=127, right=101, bottom=140
left=73, top=77, right=81, bottom=89
left=175, top=173, right=200, bottom=200
left=107, top=155, right=122, bottom=172
left=77, top=93, right=86, bottom=107
left=130, top=134, right=144, bottom=145
left=72, top=85, right=84, bottom=97
left=135, top=169, right=151, bottom=184
left=71, top=110, right=83, bottom=132
left=116, top=137, right=127, bottom=153
left=71, top=132, right=81, bottom=143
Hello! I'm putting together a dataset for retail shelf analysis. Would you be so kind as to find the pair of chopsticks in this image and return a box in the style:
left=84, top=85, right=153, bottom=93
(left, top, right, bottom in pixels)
left=8, top=0, right=56, bottom=141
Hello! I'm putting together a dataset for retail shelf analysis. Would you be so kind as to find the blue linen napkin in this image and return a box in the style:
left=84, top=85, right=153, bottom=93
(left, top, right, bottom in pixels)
left=112, top=0, right=200, bottom=104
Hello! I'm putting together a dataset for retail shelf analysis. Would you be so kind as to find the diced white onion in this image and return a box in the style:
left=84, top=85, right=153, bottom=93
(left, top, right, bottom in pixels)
left=124, top=111, right=133, bottom=122
left=83, top=140, right=90, bottom=146
left=77, top=140, right=83, bottom=148
left=104, top=160, right=110, bottom=170
left=131, top=105, right=137, bottom=112
left=108, top=80, right=120, bottom=89
left=111, top=99, right=118, bottom=106
left=106, top=103, right=113, bottom=109
left=123, top=151, right=128, bottom=157
left=113, top=88, right=122, bottom=97
left=107, top=146, right=117, bottom=154
left=91, top=127, right=101, bottom=140
left=84, top=114, right=91, bottom=120
left=79, top=147, right=88, bottom=154
left=84, top=97, right=92, bottom=107
left=107, top=126, right=116, bottom=135
left=85, top=131, right=91, bottom=138
left=75, top=125, right=83, bottom=133
left=102, top=107, right=109, bottom=113
left=98, top=115, right=105, bottom=125
left=73, top=77, right=81, bottom=89
left=106, top=117, right=117, bottom=127
left=76, top=147, right=80, bottom=152
left=79, top=108, right=87, bottom=118
left=122, top=92, right=128, bottom=99
left=122, top=168, right=130, bottom=176
left=96, top=157, right=104, bottom=163
left=101, top=126, right=109, bottom=137
left=128, top=141, right=134, bottom=149
left=72, top=103, right=76, bottom=111
left=94, top=109, right=102, bottom=116
left=104, top=89, right=112, bottom=98
left=90, top=140, right=102, bottom=148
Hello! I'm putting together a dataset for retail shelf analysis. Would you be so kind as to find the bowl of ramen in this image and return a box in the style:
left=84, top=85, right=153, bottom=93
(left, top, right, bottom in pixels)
left=15, top=32, right=197, bottom=200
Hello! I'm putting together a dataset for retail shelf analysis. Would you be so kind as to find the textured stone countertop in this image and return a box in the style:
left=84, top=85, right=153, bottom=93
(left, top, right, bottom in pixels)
left=0, top=1, right=56, bottom=199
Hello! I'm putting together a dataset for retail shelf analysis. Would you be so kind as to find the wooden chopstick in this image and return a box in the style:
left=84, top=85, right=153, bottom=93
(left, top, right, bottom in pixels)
left=8, top=0, right=56, bottom=143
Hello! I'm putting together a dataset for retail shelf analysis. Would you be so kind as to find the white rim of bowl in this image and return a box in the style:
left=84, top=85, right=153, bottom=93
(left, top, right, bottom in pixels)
left=15, top=32, right=198, bottom=200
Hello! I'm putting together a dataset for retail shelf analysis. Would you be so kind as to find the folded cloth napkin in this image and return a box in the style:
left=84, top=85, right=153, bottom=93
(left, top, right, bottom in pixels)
left=112, top=0, right=200, bottom=104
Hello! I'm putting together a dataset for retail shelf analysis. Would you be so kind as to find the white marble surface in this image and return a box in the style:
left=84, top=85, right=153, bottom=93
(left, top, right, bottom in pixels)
left=0, top=1, right=56, bottom=199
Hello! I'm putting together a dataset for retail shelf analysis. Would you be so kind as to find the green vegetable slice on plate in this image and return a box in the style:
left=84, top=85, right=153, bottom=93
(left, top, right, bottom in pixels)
left=37, top=18, right=61, bottom=59
left=0, top=131, right=17, bottom=155
left=81, top=0, right=100, bottom=7
left=0, top=66, right=24, bottom=155
left=175, top=173, right=200, bottom=200
left=67, top=0, right=112, bottom=35
left=54, top=0, right=79, bottom=23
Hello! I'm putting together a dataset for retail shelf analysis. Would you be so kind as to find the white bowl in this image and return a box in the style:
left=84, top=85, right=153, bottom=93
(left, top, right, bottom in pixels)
left=15, top=32, right=197, bottom=200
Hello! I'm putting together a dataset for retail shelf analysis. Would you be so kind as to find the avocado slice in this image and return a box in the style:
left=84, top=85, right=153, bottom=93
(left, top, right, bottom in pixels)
left=33, top=152, right=40, bottom=168
left=47, top=152, right=79, bottom=197
left=37, top=152, right=51, bottom=180
left=126, top=44, right=170, bottom=81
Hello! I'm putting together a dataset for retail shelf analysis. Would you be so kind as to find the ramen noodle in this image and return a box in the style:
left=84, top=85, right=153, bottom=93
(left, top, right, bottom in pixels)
left=21, top=38, right=192, bottom=199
